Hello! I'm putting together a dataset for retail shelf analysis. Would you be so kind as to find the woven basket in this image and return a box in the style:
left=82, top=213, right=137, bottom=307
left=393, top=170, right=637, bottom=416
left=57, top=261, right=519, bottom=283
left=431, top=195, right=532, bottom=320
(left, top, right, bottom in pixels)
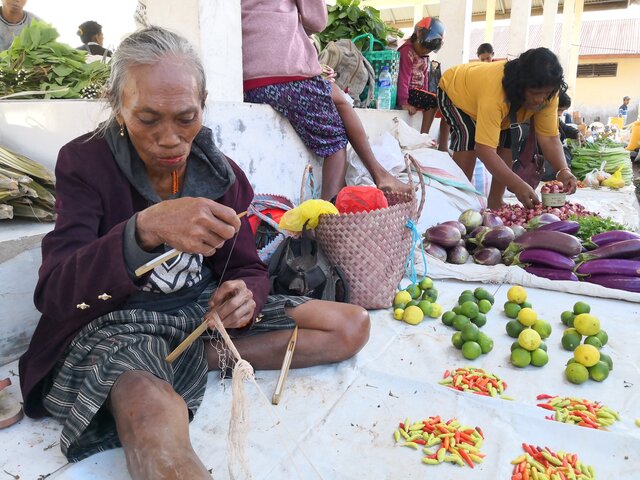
left=315, top=155, right=425, bottom=309
left=353, top=33, right=400, bottom=108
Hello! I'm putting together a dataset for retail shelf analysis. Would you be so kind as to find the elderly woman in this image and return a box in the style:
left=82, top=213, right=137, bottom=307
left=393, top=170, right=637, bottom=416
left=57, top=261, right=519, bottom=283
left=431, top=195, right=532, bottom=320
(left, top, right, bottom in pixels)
left=19, top=27, right=370, bottom=479
left=437, top=47, right=578, bottom=209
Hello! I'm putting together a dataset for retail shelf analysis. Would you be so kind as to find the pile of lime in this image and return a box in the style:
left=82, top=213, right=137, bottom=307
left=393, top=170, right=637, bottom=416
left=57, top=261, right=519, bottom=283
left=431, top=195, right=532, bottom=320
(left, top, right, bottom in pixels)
left=392, top=276, right=443, bottom=326
left=441, top=287, right=495, bottom=360
left=561, top=302, right=613, bottom=384
left=504, top=286, right=552, bottom=368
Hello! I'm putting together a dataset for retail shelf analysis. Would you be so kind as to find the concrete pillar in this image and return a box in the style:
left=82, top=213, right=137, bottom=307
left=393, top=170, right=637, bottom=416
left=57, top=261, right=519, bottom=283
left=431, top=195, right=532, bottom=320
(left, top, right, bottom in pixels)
left=484, top=0, right=496, bottom=44
left=566, top=0, right=584, bottom=96
left=413, top=3, right=424, bottom=25
left=541, top=0, right=559, bottom=49
left=559, top=0, right=576, bottom=72
left=508, top=0, right=532, bottom=58
left=438, top=0, right=473, bottom=69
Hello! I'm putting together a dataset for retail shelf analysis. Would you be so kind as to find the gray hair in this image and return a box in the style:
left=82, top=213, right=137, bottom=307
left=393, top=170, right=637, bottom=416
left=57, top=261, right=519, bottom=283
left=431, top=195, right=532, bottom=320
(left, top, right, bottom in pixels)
left=97, top=26, right=206, bottom=136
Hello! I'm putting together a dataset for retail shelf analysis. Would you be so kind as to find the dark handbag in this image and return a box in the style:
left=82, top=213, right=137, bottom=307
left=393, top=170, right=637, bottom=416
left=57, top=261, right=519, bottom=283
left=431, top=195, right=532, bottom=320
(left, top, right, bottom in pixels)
left=408, top=88, right=438, bottom=110
left=509, top=107, right=545, bottom=190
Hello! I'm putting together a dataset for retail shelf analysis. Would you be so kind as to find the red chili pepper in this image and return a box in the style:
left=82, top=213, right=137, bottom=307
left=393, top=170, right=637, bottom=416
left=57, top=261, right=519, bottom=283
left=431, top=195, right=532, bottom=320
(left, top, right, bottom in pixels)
left=536, top=393, right=555, bottom=400
left=443, top=369, right=451, bottom=379
left=537, top=403, right=555, bottom=410
left=458, top=448, right=475, bottom=468
left=413, top=438, right=426, bottom=445
left=476, top=426, right=485, bottom=439
left=399, top=422, right=405, bottom=429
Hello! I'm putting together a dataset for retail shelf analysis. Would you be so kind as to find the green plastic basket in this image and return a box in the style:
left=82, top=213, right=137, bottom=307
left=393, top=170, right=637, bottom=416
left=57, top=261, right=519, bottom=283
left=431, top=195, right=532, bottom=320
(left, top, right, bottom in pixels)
left=353, top=33, right=400, bottom=108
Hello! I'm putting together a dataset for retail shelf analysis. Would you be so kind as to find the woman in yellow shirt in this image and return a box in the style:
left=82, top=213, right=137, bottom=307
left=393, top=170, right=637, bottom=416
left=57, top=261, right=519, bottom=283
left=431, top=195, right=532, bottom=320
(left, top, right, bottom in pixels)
left=437, top=47, right=577, bottom=209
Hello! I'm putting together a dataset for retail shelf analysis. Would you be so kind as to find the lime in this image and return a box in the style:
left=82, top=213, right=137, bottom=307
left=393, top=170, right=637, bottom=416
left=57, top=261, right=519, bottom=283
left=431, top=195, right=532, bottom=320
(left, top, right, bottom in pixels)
left=428, top=303, right=443, bottom=318
left=477, top=332, right=494, bottom=354
left=461, top=289, right=474, bottom=297
left=584, top=336, right=603, bottom=349
left=507, top=286, right=527, bottom=304
left=506, top=319, right=526, bottom=338
left=561, top=331, right=582, bottom=351
left=538, top=341, right=547, bottom=351
left=531, top=348, right=549, bottom=367
left=517, top=308, right=537, bottom=327
left=588, top=361, right=610, bottom=382
left=560, top=310, right=575, bottom=327
left=393, top=308, right=404, bottom=320
left=451, top=332, right=464, bottom=349
left=566, top=358, right=578, bottom=366
left=511, top=348, right=532, bottom=368
left=406, top=284, right=422, bottom=299
left=441, top=311, right=456, bottom=326
left=574, top=314, right=600, bottom=336
left=423, top=287, right=438, bottom=302
left=518, top=328, right=542, bottom=351
left=474, top=287, right=495, bottom=304
left=393, top=290, right=412, bottom=308
left=599, top=352, right=613, bottom=371
left=460, top=301, right=480, bottom=319
left=402, top=306, right=425, bottom=326
left=504, top=302, right=522, bottom=319
left=594, top=329, right=608, bottom=347
left=478, top=299, right=492, bottom=314
left=406, top=300, right=419, bottom=308
left=471, top=312, right=487, bottom=328
left=461, top=323, right=480, bottom=342
left=461, top=341, right=482, bottom=360
left=563, top=327, right=579, bottom=336
left=510, top=340, right=521, bottom=352
left=565, top=363, right=589, bottom=384
left=532, top=319, right=552, bottom=339
left=452, top=305, right=462, bottom=315
left=417, top=300, right=433, bottom=316
left=459, top=294, right=477, bottom=305
left=452, top=315, right=471, bottom=331
left=418, top=277, right=434, bottom=291
left=521, top=301, right=533, bottom=309
left=573, top=344, right=600, bottom=367
left=573, top=301, right=591, bottom=315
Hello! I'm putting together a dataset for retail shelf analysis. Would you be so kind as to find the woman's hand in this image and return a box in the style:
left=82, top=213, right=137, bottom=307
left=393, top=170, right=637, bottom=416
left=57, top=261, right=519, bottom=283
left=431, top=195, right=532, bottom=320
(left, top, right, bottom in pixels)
left=136, top=197, right=241, bottom=255
left=512, top=181, right=540, bottom=209
left=207, top=280, right=256, bottom=330
left=402, top=104, right=417, bottom=115
left=556, top=168, right=578, bottom=194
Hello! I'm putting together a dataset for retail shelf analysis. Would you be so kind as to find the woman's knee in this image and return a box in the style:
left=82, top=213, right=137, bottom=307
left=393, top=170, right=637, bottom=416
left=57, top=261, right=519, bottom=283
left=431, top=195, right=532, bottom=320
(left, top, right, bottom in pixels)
left=333, top=304, right=371, bottom=359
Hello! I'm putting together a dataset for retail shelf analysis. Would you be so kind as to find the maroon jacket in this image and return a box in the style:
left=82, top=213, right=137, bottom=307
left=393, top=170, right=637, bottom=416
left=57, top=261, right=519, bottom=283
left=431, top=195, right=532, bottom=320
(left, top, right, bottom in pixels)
left=19, top=132, right=270, bottom=418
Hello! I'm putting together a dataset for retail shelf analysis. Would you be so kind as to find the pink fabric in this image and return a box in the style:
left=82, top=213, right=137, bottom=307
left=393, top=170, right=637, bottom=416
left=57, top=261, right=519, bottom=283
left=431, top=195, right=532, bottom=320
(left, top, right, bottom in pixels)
left=396, top=41, right=429, bottom=107
left=241, top=0, right=326, bottom=87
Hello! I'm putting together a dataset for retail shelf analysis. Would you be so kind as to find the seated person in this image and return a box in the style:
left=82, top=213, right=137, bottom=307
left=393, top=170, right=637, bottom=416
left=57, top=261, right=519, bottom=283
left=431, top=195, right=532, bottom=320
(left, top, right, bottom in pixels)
left=19, top=26, right=370, bottom=480
left=76, top=20, right=112, bottom=57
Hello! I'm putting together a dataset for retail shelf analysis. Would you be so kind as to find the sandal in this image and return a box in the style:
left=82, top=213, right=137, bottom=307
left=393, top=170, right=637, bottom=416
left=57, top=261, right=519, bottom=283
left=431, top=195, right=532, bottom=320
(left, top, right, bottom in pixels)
left=0, top=377, right=23, bottom=429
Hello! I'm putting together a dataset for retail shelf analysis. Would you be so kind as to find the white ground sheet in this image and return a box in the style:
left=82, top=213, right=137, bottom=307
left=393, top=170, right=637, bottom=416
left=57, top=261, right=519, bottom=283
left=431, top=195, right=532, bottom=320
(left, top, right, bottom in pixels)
left=1, top=279, right=639, bottom=479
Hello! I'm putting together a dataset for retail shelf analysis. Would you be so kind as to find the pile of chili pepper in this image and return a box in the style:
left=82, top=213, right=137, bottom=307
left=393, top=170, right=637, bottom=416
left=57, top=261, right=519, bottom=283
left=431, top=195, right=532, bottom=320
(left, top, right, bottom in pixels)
left=536, top=394, right=620, bottom=430
left=393, top=415, right=485, bottom=468
left=511, top=443, right=596, bottom=480
left=439, top=367, right=511, bottom=398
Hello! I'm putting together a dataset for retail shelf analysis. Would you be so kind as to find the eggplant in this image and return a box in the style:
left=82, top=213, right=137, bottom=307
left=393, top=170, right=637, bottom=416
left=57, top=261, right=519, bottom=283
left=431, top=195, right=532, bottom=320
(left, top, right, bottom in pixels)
left=524, top=265, right=578, bottom=281
left=471, top=226, right=515, bottom=251
left=441, top=220, right=467, bottom=236
left=526, top=213, right=561, bottom=230
left=513, top=248, right=575, bottom=271
left=576, top=259, right=640, bottom=277
left=510, top=224, right=526, bottom=239
left=482, top=211, right=504, bottom=228
left=583, top=274, right=640, bottom=293
left=458, top=209, right=483, bottom=231
left=424, top=241, right=447, bottom=262
left=537, top=220, right=580, bottom=235
left=468, top=226, right=489, bottom=239
left=589, top=230, right=640, bottom=249
left=424, top=224, right=462, bottom=248
left=503, top=230, right=582, bottom=258
left=578, top=239, right=640, bottom=262
left=447, top=245, right=470, bottom=264
left=473, top=247, right=502, bottom=266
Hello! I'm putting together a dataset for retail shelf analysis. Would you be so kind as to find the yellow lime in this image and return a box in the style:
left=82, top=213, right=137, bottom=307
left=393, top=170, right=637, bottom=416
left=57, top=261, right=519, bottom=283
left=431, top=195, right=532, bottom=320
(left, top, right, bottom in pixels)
left=565, top=363, right=589, bottom=384
left=573, top=344, right=601, bottom=367
left=530, top=348, right=549, bottom=367
left=517, top=308, right=537, bottom=327
left=588, top=361, right=610, bottom=382
left=532, top=319, right=552, bottom=339
left=461, top=341, right=482, bottom=360
left=402, top=305, right=424, bottom=325
left=507, top=285, right=527, bottom=304
left=393, top=290, right=412, bottom=308
left=518, top=328, right=542, bottom=351
left=428, top=303, right=442, bottom=318
left=573, top=301, right=591, bottom=315
left=504, top=302, right=522, bottom=319
left=418, top=277, right=434, bottom=290
left=393, top=308, right=404, bottom=320
left=574, top=314, right=600, bottom=336
left=511, top=348, right=531, bottom=368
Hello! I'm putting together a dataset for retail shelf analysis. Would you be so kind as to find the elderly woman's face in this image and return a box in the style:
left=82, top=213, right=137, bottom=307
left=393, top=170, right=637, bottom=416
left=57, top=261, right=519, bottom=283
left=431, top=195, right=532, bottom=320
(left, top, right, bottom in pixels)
left=117, top=57, right=204, bottom=176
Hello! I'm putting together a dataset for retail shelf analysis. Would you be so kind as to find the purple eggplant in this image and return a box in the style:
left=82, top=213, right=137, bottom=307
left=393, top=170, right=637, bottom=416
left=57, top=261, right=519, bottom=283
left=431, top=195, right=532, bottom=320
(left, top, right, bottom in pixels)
left=424, top=224, right=462, bottom=248
left=526, top=213, right=561, bottom=230
left=482, top=211, right=504, bottom=228
left=424, top=241, right=447, bottom=262
left=468, top=225, right=489, bottom=239
left=524, top=266, right=578, bottom=281
left=473, top=247, right=502, bottom=266
left=504, top=230, right=583, bottom=258
left=471, top=226, right=515, bottom=251
left=588, top=230, right=640, bottom=249
left=441, top=220, right=467, bottom=236
left=513, top=248, right=575, bottom=271
left=537, top=220, right=580, bottom=235
left=510, top=224, right=526, bottom=239
left=578, top=239, right=640, bottom=262
left=576, top=259, right=640, bottom=277
left=447, top=245, right=470, bottom=264
left=583, top=274, right=640, bottom=293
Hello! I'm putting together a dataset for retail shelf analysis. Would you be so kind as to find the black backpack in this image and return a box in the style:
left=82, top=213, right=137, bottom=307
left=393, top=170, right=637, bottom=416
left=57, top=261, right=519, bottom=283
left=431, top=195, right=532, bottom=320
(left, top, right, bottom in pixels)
left=267, top=229, right=349, bottom=302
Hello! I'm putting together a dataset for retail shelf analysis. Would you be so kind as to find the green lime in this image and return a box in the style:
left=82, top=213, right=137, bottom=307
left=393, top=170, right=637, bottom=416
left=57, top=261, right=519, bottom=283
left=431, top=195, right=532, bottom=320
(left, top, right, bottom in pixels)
left=504, top=302, right=522, bottom=319
left=460, top=301, right=479, bottom=319
left=452, top=315, right=471, bottom=331
left=461, top=323, right=480, bottom=342
left=478, top=299, right=492, bottom=314
left=406, top=300, right=419, bottom=308
left=560, top=310, right=575, bottom=326
left=566, top=358, right=578, bottom=366
left=573, top=301, right=591, bottom=315
left=532, top=319, right=552, bottom=339
left=510, top=340, right=521, bottom=352
left=521, top=301, right=533, bottom=309
left=565, top=363, right=589, bottom=384
left=423, top=287, right=438, bottom=302
left=477, top=332, right=494, bottom=354
left=452, top=305, right=462, bottom=315
left=511, top=348, right=532, bottom=368
left=506, top=319, right=526, bottom=338
left=563, top=327, right=579, bottom=337
left=594, top=329, right=608, bottom=347
left=530, top=348, right=549, bottom=367
left=561, top=331, right=582, bottom=351
left=458, top=294, right=477, bottom=305
left=588, top=361, right=610, bottom=382
left=538, top=341, right=547, bottom=352
left=584, top=336, right=603, bottom=349
left=471, top=312, right=487, bottom=328
left=406, top=284, right=421, bottom=299
left=417, top=300, right=433, bottom=316
left=518, top=328, right=542, bottom=351
left=461, top=289, right=474, bottom=297
left=599, top=352, right=613, bottom=371
left=418, top=277, right=434, bottom=291
left=474, top=287, right=494, bottom=304
left=461, top=341, right=482, bottom=360
left=451, top=332, right=464, bottom=349
left=441, top=311, right=456, bottom=326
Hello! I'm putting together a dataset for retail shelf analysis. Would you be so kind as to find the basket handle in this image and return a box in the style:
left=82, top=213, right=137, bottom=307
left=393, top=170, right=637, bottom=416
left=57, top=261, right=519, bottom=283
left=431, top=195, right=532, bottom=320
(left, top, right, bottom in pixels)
left=404, top=153, right=426, bottom=222
left=352, top=33, right=382, bottom=53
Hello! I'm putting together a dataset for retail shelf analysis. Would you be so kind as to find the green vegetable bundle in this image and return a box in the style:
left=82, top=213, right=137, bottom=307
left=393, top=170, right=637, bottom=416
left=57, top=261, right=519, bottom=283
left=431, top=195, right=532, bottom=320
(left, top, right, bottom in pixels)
left=568, top=214, right=628, bottom=243
left=0, top=20, right=110, bottom=100
left=569, top=138, right=633, bottom=185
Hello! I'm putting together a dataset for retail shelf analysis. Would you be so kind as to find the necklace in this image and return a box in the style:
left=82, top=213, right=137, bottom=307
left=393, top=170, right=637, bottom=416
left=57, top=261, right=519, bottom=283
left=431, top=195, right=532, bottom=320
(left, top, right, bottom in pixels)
left=171, top=170, right=179, bottom=195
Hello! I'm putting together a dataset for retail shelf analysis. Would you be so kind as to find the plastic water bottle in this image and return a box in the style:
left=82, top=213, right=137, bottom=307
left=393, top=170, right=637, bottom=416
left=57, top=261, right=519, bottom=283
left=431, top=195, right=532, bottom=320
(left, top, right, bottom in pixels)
left=376, top=66, right=392, bottom=110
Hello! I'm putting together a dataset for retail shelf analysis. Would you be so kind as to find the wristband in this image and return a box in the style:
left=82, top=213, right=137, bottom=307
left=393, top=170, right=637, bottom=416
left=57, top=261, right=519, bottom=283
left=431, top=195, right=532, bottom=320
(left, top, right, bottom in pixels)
left=555, top=167, right=572, bottom=179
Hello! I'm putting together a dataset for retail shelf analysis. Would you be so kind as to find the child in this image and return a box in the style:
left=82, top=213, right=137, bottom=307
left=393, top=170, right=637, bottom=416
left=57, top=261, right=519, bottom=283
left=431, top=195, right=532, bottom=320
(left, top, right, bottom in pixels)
left=396, top=17, right=445, bottom=134
left=476, top=43, right=494, bottom=62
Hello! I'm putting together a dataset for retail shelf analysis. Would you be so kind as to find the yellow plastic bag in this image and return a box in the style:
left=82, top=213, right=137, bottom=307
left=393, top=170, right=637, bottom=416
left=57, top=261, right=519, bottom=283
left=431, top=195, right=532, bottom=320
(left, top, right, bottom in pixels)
left=278, top=199, right=339, bottom=231
left=601, top=167, right=625, bottom=189
left=626, top=120, right=640, bottom=152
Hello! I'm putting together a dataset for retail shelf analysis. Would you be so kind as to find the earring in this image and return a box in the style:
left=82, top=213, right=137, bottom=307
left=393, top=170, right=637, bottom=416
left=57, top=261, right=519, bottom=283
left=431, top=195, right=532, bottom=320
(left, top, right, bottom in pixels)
left=119, top=124, right=125, bottom=137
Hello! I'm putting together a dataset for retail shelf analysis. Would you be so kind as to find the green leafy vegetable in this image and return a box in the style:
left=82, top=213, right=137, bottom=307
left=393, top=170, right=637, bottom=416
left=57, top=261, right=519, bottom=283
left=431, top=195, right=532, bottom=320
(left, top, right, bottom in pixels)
left=568, top=214, right=629, bottom=243
left=569, top=137, right=633, bottom=185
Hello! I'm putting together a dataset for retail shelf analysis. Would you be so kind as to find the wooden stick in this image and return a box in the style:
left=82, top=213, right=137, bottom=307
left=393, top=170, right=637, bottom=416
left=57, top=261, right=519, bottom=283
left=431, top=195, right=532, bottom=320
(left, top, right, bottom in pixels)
left=134, top=211, right=247, bottom=278
left=165, top=318, right=210, bottom=363
left=272, top=325, right=299, bottom=405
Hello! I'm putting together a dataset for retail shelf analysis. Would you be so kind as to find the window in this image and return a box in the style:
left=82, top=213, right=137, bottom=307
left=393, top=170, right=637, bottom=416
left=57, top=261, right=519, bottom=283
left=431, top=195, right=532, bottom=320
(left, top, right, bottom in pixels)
left=577, top=63, right=617, bottom=78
